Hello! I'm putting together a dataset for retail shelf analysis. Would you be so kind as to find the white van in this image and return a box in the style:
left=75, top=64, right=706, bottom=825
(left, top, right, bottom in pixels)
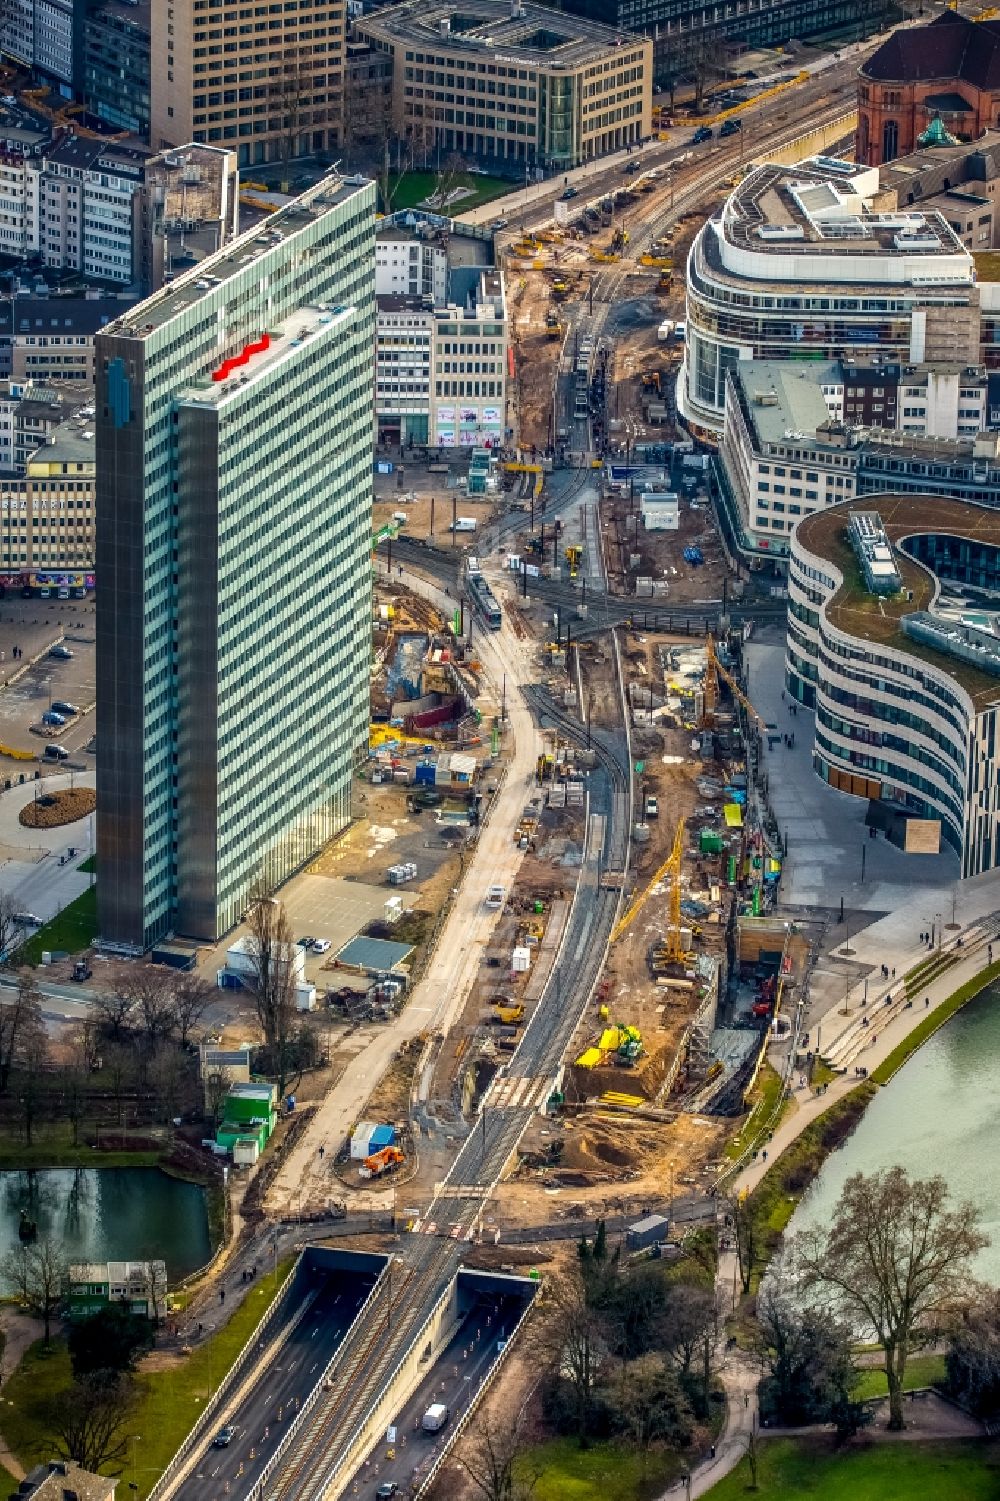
left=451, top=517, right=477, bottom=533
left=422, top=1403, right=450, bottom=1433
left=485, top=884, right=506, bottom=909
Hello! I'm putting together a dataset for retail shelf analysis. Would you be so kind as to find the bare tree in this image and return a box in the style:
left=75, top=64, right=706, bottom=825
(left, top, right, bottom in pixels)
left=733, top=1191, right=760, bottom=1297
left=0, top=972, right=43, bottom=1093
left=204, top=1064, right=234, bottom=1126
left=0, top=891, right=23, bottom=962
left=46, top=1371, right=135, bottom=1472
left=3, top=1237, right=66, bottom=1345
left=244, top=896, right=297, bottom=1100
left=92, top=983, right=137, bottom=1044
left=148, top=1043, right=183, bottom=1124
left=123, top=968, right=176, bottom=1048
left=531, top=1264, right=605, bottom=1445
left=268, top=59, right=314, bottom=166
left=60, top=1060, right=87, bottom=1147
left=18, top=1011, right=48, bottom=1146
left=455, top=1411, right=538, bottom=1501
left=169, top=972, right=212, bottom=1050
left=102, top=1042, right=131, bottom=1127
left=793, top=1168, right=987, bottom=1429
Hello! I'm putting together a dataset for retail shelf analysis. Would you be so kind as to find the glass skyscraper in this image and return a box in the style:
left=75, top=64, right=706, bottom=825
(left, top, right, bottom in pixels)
left=95, top=175, right=376, bottom=948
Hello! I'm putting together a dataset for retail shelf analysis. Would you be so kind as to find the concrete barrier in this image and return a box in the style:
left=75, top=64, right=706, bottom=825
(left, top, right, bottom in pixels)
left=766, top=111, right=857, bottom=166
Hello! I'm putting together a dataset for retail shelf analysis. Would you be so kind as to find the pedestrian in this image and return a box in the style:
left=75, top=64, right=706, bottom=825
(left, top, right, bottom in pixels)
left=197, top=1322, right=203, bottom=1335
left=762, top=1149, right=768, bottom=1162
left=990, top=944, right=994, bottom=962
left=744, top=1394, right=750, bottom=1409
left=926, top=996, right=930, bottom=1008
left=220, top=1288, right=225, bottom=1303
left=892, top=967, right=896, bottom=978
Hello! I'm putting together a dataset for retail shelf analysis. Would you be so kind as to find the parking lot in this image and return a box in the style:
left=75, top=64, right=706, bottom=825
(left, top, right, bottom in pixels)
left=0, top=595, right=95, bottom=758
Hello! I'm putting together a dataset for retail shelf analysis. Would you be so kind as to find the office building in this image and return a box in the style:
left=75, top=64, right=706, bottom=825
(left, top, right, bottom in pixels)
left=679, top=157, right=982, bottom=439
left=877, top=131, right=1000, bottom=252
left=95, top=174, right=375, bottom=949
left=66, top=1259, right=167, bottom=1319
left=149, top=0, right=346, bottom=168
left=715, top=357, right=1000, bottom=570
left=787, top=495, right=1000, bottom=877
left=141, top=141, right=240, bottom=291
left=0, top=413, right=96, bottom=569
left=354, top=0, right=652, bottom=169
left=553, top=0, right=890, bottom=92
left=0, top=294, right=139, bottom=384
left=0, top=0, right=75, bottom=88
left=26, top=135, right=150, bottom=284
left=375, top=212, right=507, bottom=449
left=81, top=0, right=152, bottom=141
left=857, top=12, right=1000, bottom=168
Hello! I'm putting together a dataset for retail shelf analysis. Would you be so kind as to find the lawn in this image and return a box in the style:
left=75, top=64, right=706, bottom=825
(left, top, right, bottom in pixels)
left=384, top=169, right=513, bottom=215
left=0, top=1256, right=297, bottom=1497
left=725, top=1062, right=789, bottom=1162
left=16, top=885, right=97, bottom=964
left=872, top=961, right=1000, bottom=1085
left=852, top=1352, right=946, bottom=1402
left=77, top=853, right=95, bottom=874
left=0, top=1119, right=162, bottom=1169
left=521, top=1437, right=681, bottom=1501
left=704, top=1436, right=1000, bottom=1500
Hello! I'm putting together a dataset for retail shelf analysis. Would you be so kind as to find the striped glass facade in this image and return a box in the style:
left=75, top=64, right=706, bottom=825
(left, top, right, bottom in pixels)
left=96, top=177, right=376, bottom=947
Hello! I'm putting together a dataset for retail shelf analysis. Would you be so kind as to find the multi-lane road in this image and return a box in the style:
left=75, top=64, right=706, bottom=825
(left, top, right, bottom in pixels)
left=172, top=1271, right=377, bottom=1501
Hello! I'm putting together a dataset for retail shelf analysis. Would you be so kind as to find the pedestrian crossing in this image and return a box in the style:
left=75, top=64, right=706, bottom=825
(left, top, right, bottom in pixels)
left=487, top=1073, right=551, bottom=1110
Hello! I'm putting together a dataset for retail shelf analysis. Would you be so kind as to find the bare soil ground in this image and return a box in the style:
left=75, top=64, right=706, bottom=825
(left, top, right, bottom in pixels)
left=19, top=786, right=95, bottom=827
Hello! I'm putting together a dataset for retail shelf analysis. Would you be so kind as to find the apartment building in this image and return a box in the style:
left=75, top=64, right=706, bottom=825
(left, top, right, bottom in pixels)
left=355, top=0, right=651, bottom=169
left=375, top=213, right=507, bottom=448
left=788, top=496, right=1000, bottom=877
left=0, top=295, right=139, bottom=383
left=149, top=0, right=346, bottom=168
left=0, top=414, right=96, bottom=569
left=95, top=174, right=375, bottom=948
left=0, top=0, right=74, bottom=87
left=680, top=157, right=981, bottom=439
left=0, top=124, right=47, bottom=258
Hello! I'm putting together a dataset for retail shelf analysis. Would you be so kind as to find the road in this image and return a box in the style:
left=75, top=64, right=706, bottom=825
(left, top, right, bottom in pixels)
left=343, top=1291, right=527, bottom=1499
left=265, top=566, right=544, bottom=1215
left=171, top=1271, right=377, bottom=1501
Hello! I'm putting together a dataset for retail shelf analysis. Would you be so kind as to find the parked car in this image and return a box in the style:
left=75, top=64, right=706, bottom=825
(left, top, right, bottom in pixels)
left=49, top=644, right=73, bottom=659
left=13, top=912, right=40, bottom=927
left=212, top=1426, right=236, bottom=1448
left=720, top=117, right=742, bottom=137
left=298, top=935, right=315, bottom=949
left=491, top=217, right=509, bottom=230
left=43, top=744, right=69, bottom=761
left=313, top=938, right=331, bottom=954
left=41, top=711, right=66, bottom=727
left=50, top=700, right=78, bottom=716
left=645, top=795, right=659, bottom=819
left=692, top=125, right=713, bottom=143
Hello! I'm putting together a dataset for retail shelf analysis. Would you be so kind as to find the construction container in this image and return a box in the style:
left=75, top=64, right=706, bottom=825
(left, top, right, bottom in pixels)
left=625, top=1213, right=670, bottom=1252
left=700, top=830, right=724, bottom=854
left=511, top=946, right=531, bottom=973
left=351, top=1121, right=380, bottom=1159
left=369, top=1124, right=396, bottom=1151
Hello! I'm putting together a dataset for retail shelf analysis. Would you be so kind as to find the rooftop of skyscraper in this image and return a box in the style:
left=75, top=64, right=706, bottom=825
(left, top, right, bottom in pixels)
left=356, top=0, right=644, bottom=69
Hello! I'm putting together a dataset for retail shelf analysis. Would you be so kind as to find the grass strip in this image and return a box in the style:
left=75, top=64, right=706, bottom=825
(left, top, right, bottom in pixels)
left=520, top=1435, right=682, bottom=1501
left=16, top=885, right=97, bottom=963
left=704, top=1435, right=1000, bottom=1500
left=871, top=961, right=1000, bottom=1086
left=852, top=1352, right=946, bottom=1402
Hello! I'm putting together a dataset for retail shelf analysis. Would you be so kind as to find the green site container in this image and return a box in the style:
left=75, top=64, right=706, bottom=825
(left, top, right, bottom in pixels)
left=727, top=855, right=737, bottom=884
left=534, top=900, right=544, bottom=914
left=700, top=830, right=724, bottom=854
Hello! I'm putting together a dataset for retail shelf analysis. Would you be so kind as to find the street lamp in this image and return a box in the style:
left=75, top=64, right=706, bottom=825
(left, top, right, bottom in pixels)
left=669, top=1158, right=676, bottom=1227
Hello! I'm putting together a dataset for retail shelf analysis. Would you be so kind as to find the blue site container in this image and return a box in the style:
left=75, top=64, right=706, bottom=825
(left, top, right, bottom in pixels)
left=369, top=1124, right=396, bottom=1150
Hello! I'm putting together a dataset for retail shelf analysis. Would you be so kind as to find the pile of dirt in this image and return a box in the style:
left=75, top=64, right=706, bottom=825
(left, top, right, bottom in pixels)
left=19, top=786, right=95, bottom=828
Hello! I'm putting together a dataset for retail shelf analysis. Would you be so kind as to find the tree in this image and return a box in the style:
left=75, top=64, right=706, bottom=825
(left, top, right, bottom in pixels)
left=793, top=1168, right=987, bottom=1429
left=455, top=1411, right=538, bottom=1501
left=169, top=972, right=212, bottom=1049
left=68, top=1303, right=153, bottom=1380
left=534, top=1263, right=606, bottom=1445
left=60, top=1059, right=86, bottom=1147
left=946, top=1287, right=1000, bottom=1418
left=148, top=1042, right=183, bottom=1124
left=756, top=1279, right=857, bottom=1427
left=244, top=895, right=297, bottom=1100
left=92, top=984, right=136, bottom=1044
left=661, top=1281, right=716, bottom=1386
left=205, top=1064, right=234, bottom=1126
left=46, top=1371, right=135, bottom=1473
left=0, top=971, right=43, bottom=1093
left=3, top=1237, right=66, bottom=1345
left=619, top=1356, right=695, bottom=1465
left=18, top=1009, right=48, bottom=1146
left=0, top=892, right=23, bottom=962
left=127, top=968, right=176, bottom=1048
left=733, top=1192, right=761, bottom=1297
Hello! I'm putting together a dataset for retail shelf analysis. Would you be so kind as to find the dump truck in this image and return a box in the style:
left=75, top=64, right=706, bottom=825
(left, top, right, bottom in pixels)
left=359, top=1145, right=405, bottom=1179
left=492, top=1002, right=525, bottom=1025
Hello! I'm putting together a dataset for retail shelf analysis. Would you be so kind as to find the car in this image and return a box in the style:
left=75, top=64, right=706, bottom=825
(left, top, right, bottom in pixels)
left=491, top=217, right=509, bottom=230
left=692, top=126, right=713, bottom=144
left=376, top=1486, right=399, bottom=1500
left=297, top=935, right=315, bottom=949
left=50, top=700, right=78, bottom=716
left=41, top=711, right=66, bottom=726
left=13, top=912, right=40, bottom=927
left=48, top=644, right=73, bottom=659
left=212, top=1425, right=236, bottom=1448
left=313, top=938, right=331, bottom=954
left=623, top=158, right=643, bottom=173
left=560, top=185, right=578, bottom=199
left=645, top=795, right=659, bottom=819
left=720, top=117, right=742, bottom=137
left=43, top=744, right=69, bottom=761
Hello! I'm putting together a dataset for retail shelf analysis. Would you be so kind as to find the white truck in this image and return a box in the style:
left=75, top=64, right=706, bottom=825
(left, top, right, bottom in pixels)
left=422, top=1403, right=450, bottom=1433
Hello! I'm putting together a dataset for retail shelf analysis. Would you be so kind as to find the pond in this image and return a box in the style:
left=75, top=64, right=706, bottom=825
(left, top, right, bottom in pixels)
left=791, top=981, right=1000, bottom=1282
left=0, top=1167, right=212, bottom=1285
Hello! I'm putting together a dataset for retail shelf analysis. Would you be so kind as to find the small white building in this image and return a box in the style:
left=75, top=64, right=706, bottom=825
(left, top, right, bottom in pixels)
left=639, top=491, right=679, bottom=530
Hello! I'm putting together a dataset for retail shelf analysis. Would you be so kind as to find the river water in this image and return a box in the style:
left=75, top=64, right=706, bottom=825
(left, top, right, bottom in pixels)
left=791, top=981, right=1000, bottom=1282
left=0, top=1167, right=212, bottom=1284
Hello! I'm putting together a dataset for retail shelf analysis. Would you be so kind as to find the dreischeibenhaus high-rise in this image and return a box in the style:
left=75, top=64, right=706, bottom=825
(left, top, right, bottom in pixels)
left=95, top=174, right=376, bottom=948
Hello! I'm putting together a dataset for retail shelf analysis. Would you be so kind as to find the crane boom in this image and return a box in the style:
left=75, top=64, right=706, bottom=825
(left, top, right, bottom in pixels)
left=703, top=635, right=767, bottom=730
left=609, top=817, right=686, bottom=946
